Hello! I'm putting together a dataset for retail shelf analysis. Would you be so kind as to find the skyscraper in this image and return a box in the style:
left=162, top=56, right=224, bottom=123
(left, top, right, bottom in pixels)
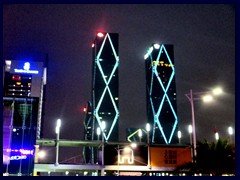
left=83, top=32, right=119, bottom=164
left=144, top=44, right=178, bottom=144
left=91, top=32, right=119, bottom=142
left=3, top=58, right=47, bottom=176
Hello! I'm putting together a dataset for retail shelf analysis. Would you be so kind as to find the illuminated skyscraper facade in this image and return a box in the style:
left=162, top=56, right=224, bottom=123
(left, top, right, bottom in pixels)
left=83, top=32, right=119, bottom=164
left=3, top=58, right=47, bottom=176
left=91, top=32, right=119, bottom=142
left=145, top=44, right=178, bottom=144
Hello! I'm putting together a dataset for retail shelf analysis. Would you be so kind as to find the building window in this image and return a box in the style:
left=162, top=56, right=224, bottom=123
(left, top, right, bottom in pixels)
left=164, top=150, right=177, bottom=164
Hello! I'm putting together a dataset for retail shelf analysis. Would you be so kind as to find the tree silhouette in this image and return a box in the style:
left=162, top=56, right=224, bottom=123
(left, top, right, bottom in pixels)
left=174, top=138, right=235, bottom=176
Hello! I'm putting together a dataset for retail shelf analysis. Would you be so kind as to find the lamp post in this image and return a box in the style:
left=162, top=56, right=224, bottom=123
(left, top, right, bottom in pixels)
left=228, top=126, right=233, bottom=144
left=117, top=145, right=120, bottom=176
left=96, top=127, right=101, bottom=165
left=101, top=121, right=106, bottom=176
left=188, top=124, right=193, bottom=162
left=185, top=87, right=223, bottom=163
left=146, top=123, right=151, bottom=169
left=55, top=119, right=61, bottom=166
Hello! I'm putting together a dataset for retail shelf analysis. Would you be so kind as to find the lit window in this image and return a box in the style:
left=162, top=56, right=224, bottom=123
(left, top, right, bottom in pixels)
left=12, top=75, right=21, bottom=81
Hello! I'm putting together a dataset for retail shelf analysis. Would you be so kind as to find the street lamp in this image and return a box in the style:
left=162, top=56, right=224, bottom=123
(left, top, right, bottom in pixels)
left=101, top=121, right=106, bottom=176
left=188, top=124, right=193, bottom=162
left=146, top=123, right=151, bottom=169
left=55, top=119, right=61, bottom=166
left=228, top=126, right=233, bottom=144
left=177, top=130, right=182, bottom=144
left=185, top=87, right=223, bottom=163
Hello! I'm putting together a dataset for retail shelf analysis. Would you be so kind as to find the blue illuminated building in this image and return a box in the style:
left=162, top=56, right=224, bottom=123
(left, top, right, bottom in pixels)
left=144, top=44, right=178, bottom=144
left=3, top=58, right=47, bottom=176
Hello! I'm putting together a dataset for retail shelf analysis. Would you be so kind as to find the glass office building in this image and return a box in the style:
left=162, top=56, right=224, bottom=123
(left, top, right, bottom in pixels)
left=3, top=59, right=46, bottom=175
left=84, top=32, right=119, bottom=164
left=144, top=44, right=178, bottom=144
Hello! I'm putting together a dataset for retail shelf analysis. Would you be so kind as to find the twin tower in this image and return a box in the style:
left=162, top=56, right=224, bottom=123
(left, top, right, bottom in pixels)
left=84, top=32, right=178, bottom=147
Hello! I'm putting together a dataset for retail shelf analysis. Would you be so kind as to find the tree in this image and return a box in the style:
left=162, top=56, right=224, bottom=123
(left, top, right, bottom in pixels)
left=174, top=138, right=235, bottom=176
left=197, top=138, right=235, bottom=176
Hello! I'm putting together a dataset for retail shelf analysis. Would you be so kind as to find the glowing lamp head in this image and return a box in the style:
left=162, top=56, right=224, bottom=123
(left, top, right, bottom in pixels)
left=138, top=129, right=143, bottom=137
left=91, top=43, right=95, bottom=48
left=215, top=132, right=219, bottom=140
left=96, top=127, right=101, bottom=135
left=97, top=32, right=104, bottom=37
left=146, top=123, right=150, bottom=132
left=177, top=131, right=182, bottom=138
left=228, top=126, right=233, bottom=135
left=188, top=125, right=193, bottom=134
left=202, top=95, right=213, bottom=103
left=153, top=43, right=160, bottom=49
left=212, top=87, right=223, bottom=95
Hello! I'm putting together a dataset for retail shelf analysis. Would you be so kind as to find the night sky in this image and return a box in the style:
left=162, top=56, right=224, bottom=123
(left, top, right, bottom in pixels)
left=3, top=4, right=235, bottom=162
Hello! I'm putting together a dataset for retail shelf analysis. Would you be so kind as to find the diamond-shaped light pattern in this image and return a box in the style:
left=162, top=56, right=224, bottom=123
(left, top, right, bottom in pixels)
left=148, top=44, right=178, bottom=144
left=94, top=33, right=119, bottom=141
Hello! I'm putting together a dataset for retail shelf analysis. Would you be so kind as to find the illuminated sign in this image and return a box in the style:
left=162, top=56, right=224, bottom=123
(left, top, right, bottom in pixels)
left=118, top=148, right=134, bottom=164
left=10, top=155, right=27, bottom=160
left=6, top=148, right=34, bottom=155
left=4, top=148, right=34, bottom=161
left=14, top=62, right=39, bottom=74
